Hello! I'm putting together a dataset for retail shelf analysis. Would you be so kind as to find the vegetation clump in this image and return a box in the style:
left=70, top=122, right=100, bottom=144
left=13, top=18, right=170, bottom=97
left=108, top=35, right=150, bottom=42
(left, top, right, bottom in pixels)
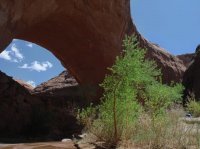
left=187, top=94, right=200, bottom=117
left=77, top=35, right=185, bottom=148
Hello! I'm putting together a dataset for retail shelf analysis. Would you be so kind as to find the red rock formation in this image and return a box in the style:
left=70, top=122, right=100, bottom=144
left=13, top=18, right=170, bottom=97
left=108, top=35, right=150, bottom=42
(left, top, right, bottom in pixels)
left=33, top=70, right=78, bottom=95
left=0, top=0, right=191, bottom=140
left=0, top=1, right=190, bottom=140
left=0, top=71, right=82, bottom=140
left=177, top=53, right=194, bottom=68
left=183, top=52, right=200, bottom=103
left=144, top=43, right=186, bottom=83
left=33, top=70, right=88, bottom=106
left=0, top=71, right=37, bottom=138
left=0, top=0, right=186, bottom=90
left=14, top=79, right=34, bottom=91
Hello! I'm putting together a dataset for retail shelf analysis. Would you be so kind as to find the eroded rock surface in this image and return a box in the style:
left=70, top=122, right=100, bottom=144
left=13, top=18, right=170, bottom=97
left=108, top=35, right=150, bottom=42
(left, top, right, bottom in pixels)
left=0, top=71, right=38, bottom=138
left=0, top=0, right=191, bottom=141
left=144, top=43, right=186, bottom=83
left=177, top=53, right=194, bottom=68
left=15, top=79, right=34, bottom=92
left=33, top=70, right=79, bottom=96
left=0, top=0, right=186, bottom=88
left=183, top=51, right=200, bottom=103
left=33, top=70, right=89, bottom=106
left=0, top=71, right=83, bottom=141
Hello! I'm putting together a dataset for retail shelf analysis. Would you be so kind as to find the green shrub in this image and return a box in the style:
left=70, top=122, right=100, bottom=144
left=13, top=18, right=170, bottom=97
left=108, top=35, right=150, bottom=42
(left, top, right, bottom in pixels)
left=77, top=104, right=97, bottom=130
left=145, top=82, right=183, bottom=118
left=186, top=93, right=200, bottom=117
left=132, top=109, right=200, bottom=149
left=77, top=35, right=184, bottom=148
left=188, top=100, right=200, bottom=117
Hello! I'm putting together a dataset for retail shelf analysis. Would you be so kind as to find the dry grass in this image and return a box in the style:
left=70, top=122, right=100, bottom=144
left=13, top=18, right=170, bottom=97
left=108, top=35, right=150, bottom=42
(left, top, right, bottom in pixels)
left=120, top=109, right=200, bottom=149
left=81, top=108, right=200, bottom=149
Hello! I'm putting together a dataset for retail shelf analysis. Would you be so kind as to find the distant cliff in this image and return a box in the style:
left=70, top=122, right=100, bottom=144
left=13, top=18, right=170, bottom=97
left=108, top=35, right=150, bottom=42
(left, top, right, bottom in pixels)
left=0, top=71, right=83, bottom=141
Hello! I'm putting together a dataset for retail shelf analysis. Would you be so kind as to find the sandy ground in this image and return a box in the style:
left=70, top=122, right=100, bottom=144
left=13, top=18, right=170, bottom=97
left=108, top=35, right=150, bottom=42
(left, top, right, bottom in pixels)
left=0, top=141, right=76, bottom=149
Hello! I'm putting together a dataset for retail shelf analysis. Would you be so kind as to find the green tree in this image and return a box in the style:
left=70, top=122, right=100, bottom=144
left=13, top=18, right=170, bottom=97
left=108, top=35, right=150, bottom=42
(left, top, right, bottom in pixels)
left=77, top=35, right=184, bottom=147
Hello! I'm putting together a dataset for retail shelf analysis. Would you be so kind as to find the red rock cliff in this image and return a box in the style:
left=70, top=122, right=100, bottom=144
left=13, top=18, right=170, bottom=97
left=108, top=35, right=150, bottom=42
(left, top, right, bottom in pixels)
left=0, top=0, right=186, bottom=89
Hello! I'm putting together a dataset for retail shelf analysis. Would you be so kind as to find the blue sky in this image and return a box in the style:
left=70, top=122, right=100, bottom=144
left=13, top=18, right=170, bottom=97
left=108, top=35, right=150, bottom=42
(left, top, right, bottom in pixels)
left=0, top=39, right=65, bottom=87
left=131, top=0, right=200, bottom=55
left=0, top=1, right=200, bottom=87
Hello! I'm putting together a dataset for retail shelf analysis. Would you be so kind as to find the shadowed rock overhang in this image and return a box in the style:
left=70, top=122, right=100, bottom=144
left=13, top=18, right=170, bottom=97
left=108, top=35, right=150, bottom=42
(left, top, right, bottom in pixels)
left=0, top=0, right=186, bottom=90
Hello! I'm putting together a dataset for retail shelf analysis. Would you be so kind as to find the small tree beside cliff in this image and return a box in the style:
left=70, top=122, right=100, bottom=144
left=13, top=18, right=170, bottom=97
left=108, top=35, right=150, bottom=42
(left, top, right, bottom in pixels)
left=77, top=35, right=184, bottom=147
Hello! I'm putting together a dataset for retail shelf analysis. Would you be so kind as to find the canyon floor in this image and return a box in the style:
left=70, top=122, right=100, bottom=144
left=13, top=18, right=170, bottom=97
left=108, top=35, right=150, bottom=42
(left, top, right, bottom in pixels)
left=0, top=141, right=77, bottom=149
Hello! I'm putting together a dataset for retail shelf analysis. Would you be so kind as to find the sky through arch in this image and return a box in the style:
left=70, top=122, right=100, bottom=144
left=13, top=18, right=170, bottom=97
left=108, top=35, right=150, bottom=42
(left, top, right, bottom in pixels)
left=1, top=1, right=200, bottom=86
left=0, top=39, right=65, bottom=87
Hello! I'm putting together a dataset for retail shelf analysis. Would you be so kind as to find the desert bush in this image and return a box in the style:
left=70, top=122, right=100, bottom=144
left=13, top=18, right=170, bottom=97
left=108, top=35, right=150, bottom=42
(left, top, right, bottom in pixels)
left=186, top=93, right=200, bottom=117
left=77, top=103, right=97, bottom=130
left=131, top=109, right=200, bottom=149
left=77, top=35, right=184, bottom=148
left=188, top=100, right=200, bottom=117
left=145, top=82, right=183, bottom=119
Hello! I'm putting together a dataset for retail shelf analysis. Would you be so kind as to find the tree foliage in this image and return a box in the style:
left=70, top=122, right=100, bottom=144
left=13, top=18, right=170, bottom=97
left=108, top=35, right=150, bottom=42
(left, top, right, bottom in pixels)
left=77, top=35, right=184, bottom=147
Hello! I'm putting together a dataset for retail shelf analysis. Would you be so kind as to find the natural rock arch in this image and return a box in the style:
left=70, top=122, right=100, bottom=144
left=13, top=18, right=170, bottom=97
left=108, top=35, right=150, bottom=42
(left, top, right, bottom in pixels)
left=0, top=0, right=185, bottom=95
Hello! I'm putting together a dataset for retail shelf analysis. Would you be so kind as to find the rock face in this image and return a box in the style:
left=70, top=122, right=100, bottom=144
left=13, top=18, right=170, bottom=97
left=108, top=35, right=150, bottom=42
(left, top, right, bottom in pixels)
left=33, top=70, right=78, bottom=96
left=0, top=71, right=83, bottom=141
left=33, top=70, right=89, bottom=106
left=14, top=79, right=34, bottom=91
left=0, top=0, right=190, bottom=141
left=177, top=53, right=195, bottom=68
left=0, top=71, right=37, bottom=138
left=144, top=43, right=186, bottom=83
left=183, top=51, right=200, bottom=103
left=0, top=0, right=186, bottom=92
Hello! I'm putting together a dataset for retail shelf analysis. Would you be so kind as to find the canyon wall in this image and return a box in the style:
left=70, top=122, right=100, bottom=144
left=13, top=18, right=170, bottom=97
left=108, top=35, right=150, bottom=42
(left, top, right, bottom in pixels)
left=0, top=0, right=186, bottom=88
left=0, top=0, right=191, bottom=139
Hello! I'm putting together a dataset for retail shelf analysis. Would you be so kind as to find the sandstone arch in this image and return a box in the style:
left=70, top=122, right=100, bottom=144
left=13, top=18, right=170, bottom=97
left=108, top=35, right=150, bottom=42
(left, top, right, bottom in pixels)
left=0, top=0, right=189, bottom=139
left=0, top=0, right=185, bottom=94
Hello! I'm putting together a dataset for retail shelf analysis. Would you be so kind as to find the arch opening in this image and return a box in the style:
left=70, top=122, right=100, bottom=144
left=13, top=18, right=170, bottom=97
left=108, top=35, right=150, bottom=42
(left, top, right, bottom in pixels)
left=0, top=38, right=66, bottom=88
left=0, top=39, right=86, bottom=142
left=0, top=0, right=191, bottom=143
